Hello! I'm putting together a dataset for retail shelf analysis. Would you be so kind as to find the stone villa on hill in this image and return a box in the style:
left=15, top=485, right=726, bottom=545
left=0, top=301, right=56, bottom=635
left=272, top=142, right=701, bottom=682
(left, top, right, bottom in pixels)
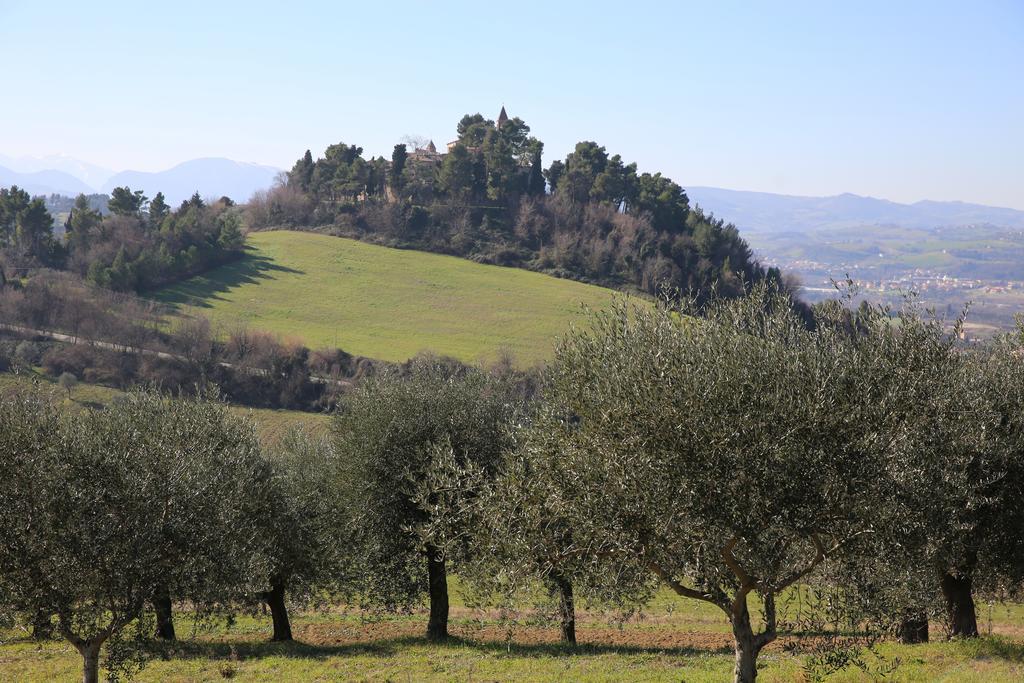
left=407, top=139, right=444, bottom=164
left=406, top=106, right=511, bottom=164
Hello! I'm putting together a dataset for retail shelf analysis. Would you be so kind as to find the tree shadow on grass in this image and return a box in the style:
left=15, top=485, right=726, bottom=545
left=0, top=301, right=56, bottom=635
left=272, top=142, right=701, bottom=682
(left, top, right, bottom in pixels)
left=148, top=634, right=733, bottom=663
left=156, top=246, right=305, bottom=311
left=148, top=633, right=1024, bottom=667
left=954, top=635, right=1024, bottom=662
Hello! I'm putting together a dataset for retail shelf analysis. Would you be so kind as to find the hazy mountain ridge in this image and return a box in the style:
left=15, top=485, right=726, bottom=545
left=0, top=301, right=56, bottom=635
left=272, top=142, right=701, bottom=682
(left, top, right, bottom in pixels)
left=0, top=153, right=115, bottom=188
left=0, top=155, right=281, bottom=205
left=101, top=158, right=281, bottom=205
left=686, top=186, right=1024, bottom=233
left=0, top=164, right=95, bottom=197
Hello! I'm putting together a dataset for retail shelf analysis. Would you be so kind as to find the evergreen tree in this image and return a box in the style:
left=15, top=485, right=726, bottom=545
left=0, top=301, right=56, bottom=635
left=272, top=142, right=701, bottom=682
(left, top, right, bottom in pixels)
left=482, top=129, right=516, bottom=203
left=290, top=150, right=315, bottom=192
left=389, top=144, right=408, bottom=191
left=438, top=144, right=475, bottom=202
left=148, top=191, right=170, bottom=227
left=0, top=390, right=273, bottom=683
left=217, top=211, right=245, bottom=250
left=558, top=141, right=609, bottom=204
left=544, top=160, right=564, bottom=194
left=528, top=147, right=546, bottom=197
left=16, top=198, right=57, bottom=264
left=0, top=185, right=31, bottom=247
left=108, top=186, right=148, bottom=216
left=456, top=113, right=492, bottom=146
left=66, top=194, right=102, bottom=252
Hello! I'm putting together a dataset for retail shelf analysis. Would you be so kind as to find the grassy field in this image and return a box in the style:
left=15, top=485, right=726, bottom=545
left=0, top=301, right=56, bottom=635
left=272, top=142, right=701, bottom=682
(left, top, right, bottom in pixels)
left=0, top=371, right=330, bottom=447
left=2, top=589, right=1023, bottom=681
left=154, top=231, right=621, bottom=366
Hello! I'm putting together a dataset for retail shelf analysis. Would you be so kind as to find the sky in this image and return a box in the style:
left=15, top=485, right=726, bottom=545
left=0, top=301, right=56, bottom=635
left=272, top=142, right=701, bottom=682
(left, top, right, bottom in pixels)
left=1, top=0, right=1021, bottom=208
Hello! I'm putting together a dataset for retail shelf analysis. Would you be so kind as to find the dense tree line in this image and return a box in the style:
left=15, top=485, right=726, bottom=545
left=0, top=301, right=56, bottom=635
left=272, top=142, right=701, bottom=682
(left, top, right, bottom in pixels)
left=0, top=184, right=244, bottom=293
left=248, top=111, right=791, bottom=303
left=3, top=288, right=1024, bottom=683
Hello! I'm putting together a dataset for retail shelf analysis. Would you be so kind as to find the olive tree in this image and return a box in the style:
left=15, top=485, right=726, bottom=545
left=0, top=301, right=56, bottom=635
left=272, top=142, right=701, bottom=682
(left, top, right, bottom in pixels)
left=333, top=356, right=516, bottom=641
left=956, top=336, right=1024, bottom=631
left=499, top=290, right=896, bottom=683
left=118, top=390, right=276, bottom=643
left=251, top=427, right=354, bottom=641
left=0, top=389, right=272, bottom=683
left=793, top=297, right=969, bottom=644
left=427, top=424, right=588, bottom=645
left=837, top=299, right=1024, bottom=641
left=58, top=371, right=77, bottom=398
left=894, top=327, right=1024, bottom=639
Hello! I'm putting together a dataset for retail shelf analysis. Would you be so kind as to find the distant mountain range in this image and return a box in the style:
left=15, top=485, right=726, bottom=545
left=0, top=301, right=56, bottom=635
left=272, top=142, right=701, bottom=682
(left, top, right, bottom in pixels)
left=686, top=186, right=1024, bottom=233
left=0, top=155, right=281, bottom=205
left=0, top=165, right=95, bottom=197
left=99, top=159, right=281, bottom=206
left=0, top=153, right=115, bottom=189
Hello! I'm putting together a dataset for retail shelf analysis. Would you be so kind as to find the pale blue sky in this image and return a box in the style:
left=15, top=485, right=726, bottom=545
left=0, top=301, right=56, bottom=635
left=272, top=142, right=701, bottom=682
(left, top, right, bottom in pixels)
left=1, top=0, right=1021, bottom=208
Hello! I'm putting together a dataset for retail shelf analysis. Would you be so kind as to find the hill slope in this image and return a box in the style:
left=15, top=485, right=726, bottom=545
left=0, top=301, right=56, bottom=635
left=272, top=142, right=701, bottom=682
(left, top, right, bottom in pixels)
left=155, top=231, right=621, bottom=365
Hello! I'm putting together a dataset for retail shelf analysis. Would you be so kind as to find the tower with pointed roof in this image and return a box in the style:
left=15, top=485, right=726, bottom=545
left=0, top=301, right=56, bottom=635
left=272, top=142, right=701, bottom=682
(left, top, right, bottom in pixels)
left=497, top=105, right=509, bottom=129
left=408, top=139, right=443, bottom=164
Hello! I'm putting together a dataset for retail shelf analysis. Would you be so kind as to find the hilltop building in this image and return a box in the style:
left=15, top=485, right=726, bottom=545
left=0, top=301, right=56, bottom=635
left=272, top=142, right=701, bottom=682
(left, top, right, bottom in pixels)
left=403, top=107, right=521, bottom=172
left=408, top=139, right=443, bottom=164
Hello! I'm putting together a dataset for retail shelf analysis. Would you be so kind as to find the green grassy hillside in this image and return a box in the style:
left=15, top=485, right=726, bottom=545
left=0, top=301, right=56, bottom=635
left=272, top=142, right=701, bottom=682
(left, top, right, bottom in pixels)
left=155, top=231, right=621, bottom=365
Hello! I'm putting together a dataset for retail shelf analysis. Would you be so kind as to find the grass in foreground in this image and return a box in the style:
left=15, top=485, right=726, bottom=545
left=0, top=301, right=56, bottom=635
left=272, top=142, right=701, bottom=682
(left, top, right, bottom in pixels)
left=3, top=597, right=1024, bottom=682
left=154, top=230, right=620, bottom=366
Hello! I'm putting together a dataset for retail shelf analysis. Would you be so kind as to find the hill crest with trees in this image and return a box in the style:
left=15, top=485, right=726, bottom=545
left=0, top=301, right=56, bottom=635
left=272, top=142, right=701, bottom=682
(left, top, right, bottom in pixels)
left=249, top=107, right=794, bottom=304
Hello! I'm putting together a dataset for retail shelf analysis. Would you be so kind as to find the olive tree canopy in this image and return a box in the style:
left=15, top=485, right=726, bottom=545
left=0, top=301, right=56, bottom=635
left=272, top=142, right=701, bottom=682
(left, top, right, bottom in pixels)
left=333, top=356, right=516, bottom=641
left=251, top=427, right=355, bottom=642
left=0, top=389, right=272, bottom=683
left=496, top=289, right=899, bottom=683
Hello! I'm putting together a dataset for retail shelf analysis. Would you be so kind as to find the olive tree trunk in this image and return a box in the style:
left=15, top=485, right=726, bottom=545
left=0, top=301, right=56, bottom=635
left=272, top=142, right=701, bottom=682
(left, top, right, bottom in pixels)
left=262, top=578, right=292, bottom=641
left=650, top=557, right=776, bottom=683
left=426, top=544, right=449, bottom=641
left=153, top=586, right=176, bottom=640
left=551, top=573, right=576, bottom=645
left=941, top=571, right=978, bottom=638
left=75, top=638, right=103, bottom=683
left=730, top=601, right=767, bottom=683
left=897, top=613, right=929, bottom=643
